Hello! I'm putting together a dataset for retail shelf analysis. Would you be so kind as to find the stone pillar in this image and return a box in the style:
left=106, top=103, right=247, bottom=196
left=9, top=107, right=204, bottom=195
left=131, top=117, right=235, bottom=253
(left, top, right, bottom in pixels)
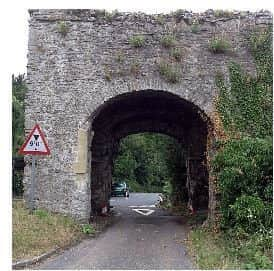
left=72, top=128, right=91, bottom=221
left=90, top=133, right=113, bottom=216
left=186, top=123, right=208, bottom=212
left=186, top=157, right=208, bottom=211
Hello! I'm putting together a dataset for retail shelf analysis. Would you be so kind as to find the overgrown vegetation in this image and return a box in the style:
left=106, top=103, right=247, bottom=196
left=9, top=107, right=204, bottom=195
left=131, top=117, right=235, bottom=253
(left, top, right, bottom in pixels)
left=12, top=74, right=27, bottom=197
left=196, top=26, right=273, bottom=269
left=12, top=74, right=26, bottom=155
left=189, top=227, right=272, bottom=269
left=12, top=200, right=84, bottom=261
left=213, top=137, right=272, bottom=232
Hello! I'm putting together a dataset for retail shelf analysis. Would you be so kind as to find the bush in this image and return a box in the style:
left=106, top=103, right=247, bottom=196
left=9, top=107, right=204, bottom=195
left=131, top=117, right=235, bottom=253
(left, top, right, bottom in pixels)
left=230, top=195, right=265, bottom=233
left=213, top=137, right=273, bottom=230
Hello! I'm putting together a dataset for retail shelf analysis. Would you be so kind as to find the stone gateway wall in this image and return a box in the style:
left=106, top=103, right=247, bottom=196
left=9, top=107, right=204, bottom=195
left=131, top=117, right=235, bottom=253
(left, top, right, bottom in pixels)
left=25, top=9, right=272, bottom=221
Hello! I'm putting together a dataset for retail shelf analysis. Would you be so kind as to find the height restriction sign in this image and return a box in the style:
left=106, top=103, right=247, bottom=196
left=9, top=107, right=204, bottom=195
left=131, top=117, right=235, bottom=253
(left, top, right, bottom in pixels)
left=19, top=124, right=50, bottom=155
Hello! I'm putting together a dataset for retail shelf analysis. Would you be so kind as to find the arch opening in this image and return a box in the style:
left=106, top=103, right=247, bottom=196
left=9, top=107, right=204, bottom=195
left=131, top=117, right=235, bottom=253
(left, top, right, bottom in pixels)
left=89, top=90, right=209, bottom=218
left=112, top=132, right=189, bottom=206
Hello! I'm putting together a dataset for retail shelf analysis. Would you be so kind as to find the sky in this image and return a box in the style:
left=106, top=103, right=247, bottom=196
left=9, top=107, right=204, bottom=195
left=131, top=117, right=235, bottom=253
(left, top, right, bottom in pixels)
left=0, top=0, right=273, bottom=270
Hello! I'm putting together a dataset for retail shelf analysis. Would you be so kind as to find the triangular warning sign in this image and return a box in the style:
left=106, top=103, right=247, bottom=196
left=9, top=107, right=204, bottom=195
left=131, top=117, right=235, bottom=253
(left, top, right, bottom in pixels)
left=19, top=124, right=50, bottom=155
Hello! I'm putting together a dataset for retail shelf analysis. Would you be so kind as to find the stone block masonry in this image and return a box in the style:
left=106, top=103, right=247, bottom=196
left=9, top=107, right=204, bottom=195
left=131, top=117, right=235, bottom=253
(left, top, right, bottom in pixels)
left=25, top=9, right=272, bottom=221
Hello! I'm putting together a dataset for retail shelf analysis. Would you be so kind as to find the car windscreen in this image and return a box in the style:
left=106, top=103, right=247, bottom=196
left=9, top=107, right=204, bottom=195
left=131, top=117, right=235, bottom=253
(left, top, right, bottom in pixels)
left=112, top=183, right=125, bottom=188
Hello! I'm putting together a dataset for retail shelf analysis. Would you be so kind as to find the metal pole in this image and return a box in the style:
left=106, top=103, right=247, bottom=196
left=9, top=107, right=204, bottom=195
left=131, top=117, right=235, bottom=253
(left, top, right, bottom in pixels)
left=30, top=155, right=36, bottom=211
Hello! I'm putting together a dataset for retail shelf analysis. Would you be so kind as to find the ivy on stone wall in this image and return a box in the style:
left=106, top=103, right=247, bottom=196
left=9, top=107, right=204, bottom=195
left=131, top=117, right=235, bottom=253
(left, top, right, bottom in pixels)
left=215, top=27, right=272, bottom=138
left=213, top=26, right=273, bottom=235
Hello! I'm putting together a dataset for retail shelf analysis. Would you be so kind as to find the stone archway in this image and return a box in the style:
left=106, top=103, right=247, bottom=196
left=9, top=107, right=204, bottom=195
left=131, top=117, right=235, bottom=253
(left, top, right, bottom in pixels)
left=89, top=90, right=210, bottom=217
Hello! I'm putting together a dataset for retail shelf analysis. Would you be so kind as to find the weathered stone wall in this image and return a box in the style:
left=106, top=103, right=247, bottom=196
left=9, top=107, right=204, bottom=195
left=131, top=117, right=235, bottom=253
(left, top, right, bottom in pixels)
left=25, top=9, right=272, bottom=221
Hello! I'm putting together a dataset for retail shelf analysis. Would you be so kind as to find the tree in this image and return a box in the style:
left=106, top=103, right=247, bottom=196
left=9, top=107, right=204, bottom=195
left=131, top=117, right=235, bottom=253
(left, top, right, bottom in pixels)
left=12, top=74, right=27, bottom=155
left=12, top=74, right=27, bottom=197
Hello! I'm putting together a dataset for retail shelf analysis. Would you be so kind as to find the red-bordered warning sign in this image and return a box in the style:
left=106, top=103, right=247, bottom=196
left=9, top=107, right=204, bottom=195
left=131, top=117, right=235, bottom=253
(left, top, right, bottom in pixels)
left=19, top=124, right=50, bottom=155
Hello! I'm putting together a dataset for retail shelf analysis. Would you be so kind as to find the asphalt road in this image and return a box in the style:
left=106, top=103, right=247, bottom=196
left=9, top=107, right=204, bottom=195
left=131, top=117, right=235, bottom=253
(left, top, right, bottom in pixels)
left=36, top=193, right=194, bottom=269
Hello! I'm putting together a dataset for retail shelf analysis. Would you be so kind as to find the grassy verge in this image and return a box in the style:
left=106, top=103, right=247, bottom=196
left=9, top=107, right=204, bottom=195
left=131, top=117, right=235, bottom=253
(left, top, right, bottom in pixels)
left=187, top=226, right=273, bottom=269
left=12, top=200, right=87, bottom=261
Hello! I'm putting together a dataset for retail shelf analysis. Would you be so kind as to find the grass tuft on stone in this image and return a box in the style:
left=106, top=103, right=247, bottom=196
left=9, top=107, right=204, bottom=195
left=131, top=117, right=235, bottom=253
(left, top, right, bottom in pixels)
left=129, top=35, right=145, bottom=48
left=57, top=21, right=69, bottom=37
left=209, top=37, right=231, bottom=53
left=157, top=60, right=181, bottom=83
left=170, top=48, right=184, bottom=62
left=160, top=35, right=177, bottom=48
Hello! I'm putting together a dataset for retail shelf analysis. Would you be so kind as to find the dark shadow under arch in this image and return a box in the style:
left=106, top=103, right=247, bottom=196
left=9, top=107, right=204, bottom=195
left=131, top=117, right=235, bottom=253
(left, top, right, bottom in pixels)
left=89, top=90, right=210, bottom=217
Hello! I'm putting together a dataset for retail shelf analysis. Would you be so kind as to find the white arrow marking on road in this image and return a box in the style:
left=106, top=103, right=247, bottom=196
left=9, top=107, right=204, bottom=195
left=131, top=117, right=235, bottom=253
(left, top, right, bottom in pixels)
left=132, top=209, right=155, bottom=216
left=128, top=205, right=155, bottom=208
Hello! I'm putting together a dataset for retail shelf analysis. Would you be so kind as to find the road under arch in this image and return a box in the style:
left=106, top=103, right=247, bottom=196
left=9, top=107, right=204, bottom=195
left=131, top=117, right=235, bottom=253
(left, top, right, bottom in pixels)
left=89, top=90, right=209, bottom=217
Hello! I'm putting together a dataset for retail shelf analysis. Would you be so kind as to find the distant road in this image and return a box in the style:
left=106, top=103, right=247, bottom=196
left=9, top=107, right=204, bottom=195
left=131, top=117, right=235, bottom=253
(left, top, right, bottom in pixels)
left=36, top=193, right=194, bottom=270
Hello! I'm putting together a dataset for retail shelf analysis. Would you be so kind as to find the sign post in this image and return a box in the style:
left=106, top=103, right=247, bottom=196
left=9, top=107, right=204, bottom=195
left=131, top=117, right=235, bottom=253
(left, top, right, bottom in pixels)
left=30, top=155, right=36, bottom=211
left=18, top=124, right=50, bottom=211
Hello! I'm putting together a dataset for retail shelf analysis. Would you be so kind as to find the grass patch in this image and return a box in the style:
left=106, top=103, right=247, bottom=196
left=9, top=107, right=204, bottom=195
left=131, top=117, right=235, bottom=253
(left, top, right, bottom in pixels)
left=12, top=200, right=85, bottom=261
left=57, top=21, right=69, bottom=37
left=157, top=60, right=181, bottom=83
left=129, top=35, right=145, bottom=48
left=209, top=37, right=231, bottom=53
left=188, top=227, right=273, bottom=269
left=214, top=9, right=234, bottom=18
left=191, top=22, right=200, bottom=34
left=160, top=35, right=176, bottom=48
left=130, top=61, right=141, bottom=76
left=170, top=48, right=184, bottom=62
left=81, top=224, right=96, bottom=235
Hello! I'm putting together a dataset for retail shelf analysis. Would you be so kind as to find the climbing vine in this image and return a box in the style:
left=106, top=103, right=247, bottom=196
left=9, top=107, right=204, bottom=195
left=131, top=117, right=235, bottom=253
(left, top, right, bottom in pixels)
left=215, top=27, right=272, bottom=138
left=213, top=26, right=273, bottom=236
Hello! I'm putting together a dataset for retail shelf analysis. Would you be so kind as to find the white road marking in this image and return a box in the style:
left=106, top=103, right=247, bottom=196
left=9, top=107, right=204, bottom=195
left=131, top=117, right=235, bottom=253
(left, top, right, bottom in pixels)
left=132, top=209, right=155, bottom=216
left=128, top=205, right=155, bottom=208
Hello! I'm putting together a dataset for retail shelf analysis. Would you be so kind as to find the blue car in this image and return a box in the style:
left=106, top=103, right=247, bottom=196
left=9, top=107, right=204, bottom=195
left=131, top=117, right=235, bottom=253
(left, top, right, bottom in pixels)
left=111, top=182, right=129, bottom=197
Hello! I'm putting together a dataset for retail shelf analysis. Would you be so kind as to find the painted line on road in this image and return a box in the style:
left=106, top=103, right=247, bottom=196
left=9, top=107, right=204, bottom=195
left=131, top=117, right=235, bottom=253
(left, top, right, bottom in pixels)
left=128, top=205, right=156, bottom=208
left=132, top=209, right=155, bottom=216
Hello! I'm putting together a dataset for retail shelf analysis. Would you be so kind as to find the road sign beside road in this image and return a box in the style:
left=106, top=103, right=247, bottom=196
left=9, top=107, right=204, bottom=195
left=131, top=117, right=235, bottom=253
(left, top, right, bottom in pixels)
left=18, top=123, right=50, bottom=211
left=19, top=124, right=50, bottom=155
